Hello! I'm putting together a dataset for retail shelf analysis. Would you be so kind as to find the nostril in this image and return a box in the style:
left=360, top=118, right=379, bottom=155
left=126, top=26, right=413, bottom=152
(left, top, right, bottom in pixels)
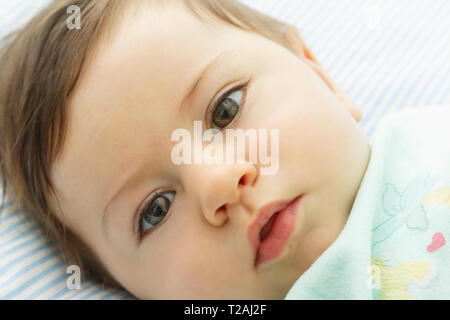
left=212, top=204, right=228, bottom=225
left=239, top=175, right=245, bottom=186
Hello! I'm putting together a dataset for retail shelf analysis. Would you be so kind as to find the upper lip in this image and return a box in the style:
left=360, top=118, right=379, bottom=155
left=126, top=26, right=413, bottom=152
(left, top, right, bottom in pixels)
left=247, top=195, right=300, bottom=261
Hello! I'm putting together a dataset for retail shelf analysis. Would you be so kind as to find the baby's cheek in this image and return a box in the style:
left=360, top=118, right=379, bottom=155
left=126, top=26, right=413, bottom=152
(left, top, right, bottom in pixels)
left=156, top=249, right=213, bottom=298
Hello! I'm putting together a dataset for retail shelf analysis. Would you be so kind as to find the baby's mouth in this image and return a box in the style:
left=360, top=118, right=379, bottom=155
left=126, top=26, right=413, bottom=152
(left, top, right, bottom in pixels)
left=259, top=212, right=279, bottom=242
left=251, top=194, right=303, bottom=268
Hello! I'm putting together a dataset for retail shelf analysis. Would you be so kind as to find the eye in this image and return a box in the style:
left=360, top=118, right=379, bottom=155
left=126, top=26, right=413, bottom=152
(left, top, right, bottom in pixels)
left=207, top=83, right=247, bottom=129
left=136, top=191, right=175, bottom=240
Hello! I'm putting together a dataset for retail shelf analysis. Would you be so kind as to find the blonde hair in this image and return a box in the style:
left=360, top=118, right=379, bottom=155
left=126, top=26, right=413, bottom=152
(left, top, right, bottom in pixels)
left=0, top=0, right=292, bottom=289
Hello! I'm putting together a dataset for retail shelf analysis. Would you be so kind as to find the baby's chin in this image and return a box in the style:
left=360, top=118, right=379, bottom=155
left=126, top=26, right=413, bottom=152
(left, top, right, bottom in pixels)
left=288, top=194, right=351, bottom=270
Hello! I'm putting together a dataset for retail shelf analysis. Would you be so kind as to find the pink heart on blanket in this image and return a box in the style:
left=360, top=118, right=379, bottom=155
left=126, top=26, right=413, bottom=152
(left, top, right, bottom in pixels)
left=427, top=232, right=446, bottom=252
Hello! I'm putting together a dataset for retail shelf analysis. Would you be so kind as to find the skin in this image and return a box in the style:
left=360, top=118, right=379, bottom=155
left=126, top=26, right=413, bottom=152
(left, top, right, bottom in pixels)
left=50, top=1, right=371, bottom=299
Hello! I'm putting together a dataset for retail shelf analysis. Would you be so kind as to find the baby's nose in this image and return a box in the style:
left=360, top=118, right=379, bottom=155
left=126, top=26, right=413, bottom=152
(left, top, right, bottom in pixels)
left=182, top=163, right=257, bottom=226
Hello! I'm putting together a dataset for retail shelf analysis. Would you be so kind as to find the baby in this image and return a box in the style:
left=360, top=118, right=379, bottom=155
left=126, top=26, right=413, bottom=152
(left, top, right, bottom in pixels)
left=0, top=0, right=447, bottom=300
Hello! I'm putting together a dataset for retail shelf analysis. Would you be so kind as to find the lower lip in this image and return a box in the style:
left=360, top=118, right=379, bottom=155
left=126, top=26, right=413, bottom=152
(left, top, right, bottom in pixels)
left=255, top=195, right=303, bottom=268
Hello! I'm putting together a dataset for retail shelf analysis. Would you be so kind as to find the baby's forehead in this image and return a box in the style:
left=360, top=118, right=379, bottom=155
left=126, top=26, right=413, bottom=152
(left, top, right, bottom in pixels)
left=74, top=4, right=250, bottom=116
left=61, top=4, right=244, bottom=171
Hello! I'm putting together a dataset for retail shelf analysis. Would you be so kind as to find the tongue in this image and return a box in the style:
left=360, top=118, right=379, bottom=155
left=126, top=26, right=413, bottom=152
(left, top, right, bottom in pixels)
left=260, top=212, right=279, bottom=242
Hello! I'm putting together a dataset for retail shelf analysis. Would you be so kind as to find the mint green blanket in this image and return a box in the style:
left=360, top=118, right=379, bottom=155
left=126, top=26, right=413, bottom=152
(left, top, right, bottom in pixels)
left=285, top=106, right=450, bottom=300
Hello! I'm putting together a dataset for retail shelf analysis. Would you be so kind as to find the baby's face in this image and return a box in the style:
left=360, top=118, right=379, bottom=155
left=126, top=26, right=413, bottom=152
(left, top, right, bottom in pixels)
left=50, top=2, right=370, bottom=299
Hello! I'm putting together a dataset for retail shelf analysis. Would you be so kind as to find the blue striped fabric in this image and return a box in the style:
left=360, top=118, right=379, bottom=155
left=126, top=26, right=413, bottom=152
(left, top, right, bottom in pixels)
left=0, top=192, right=134, bottom=300
left=0, top=0, right=449, bottom=300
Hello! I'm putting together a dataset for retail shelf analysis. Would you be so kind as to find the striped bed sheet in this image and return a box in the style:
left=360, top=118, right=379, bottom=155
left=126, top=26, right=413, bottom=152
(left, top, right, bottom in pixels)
left=0, top=0, right=449, bottom=299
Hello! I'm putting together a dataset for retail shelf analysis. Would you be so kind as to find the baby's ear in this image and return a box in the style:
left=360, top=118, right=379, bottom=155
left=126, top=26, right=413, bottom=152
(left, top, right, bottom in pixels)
left=283, top=26, right=363, bottom=123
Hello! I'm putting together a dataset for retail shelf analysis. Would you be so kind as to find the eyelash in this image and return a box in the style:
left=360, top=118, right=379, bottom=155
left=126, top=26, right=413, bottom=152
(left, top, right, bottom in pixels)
left=205, top=79, right=250, bottom=129
left=134, top=79, right=251, bottom=243
left=134, top=189, right=175, bottom=242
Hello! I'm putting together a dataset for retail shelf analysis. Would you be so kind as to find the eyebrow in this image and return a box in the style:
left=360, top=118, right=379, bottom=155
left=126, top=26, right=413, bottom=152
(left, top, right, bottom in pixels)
left=180, top=50, right=230, bottom=111
left=101, top=50, right=230, bottom=235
